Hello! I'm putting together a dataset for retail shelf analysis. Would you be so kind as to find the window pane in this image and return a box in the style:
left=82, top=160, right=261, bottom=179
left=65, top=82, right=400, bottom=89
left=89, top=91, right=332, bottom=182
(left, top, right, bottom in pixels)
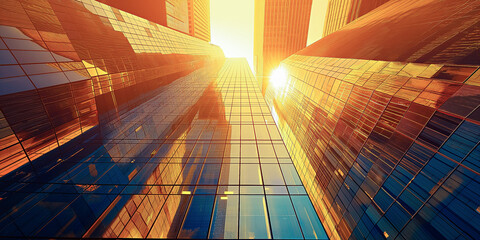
left=198, top=164, right=221, bottom=185
left=240, top=164, right=263, bottom=185
left=219, top=164, right=239, bottom=185
left=209, top=195, right=238, bottom=239
left=281, top=164, right=302, bottom=185
left=175, top=164, right=202, bottom=185
left=266, top=195, right=303, bottom=239
left=179, top=195, right=215, bottom=239
left=148, top=194, right=191, bottom=238
left=262, top=164, right=285, bottom=185
left=239, top=195, right=271, bottom=239
left=291, top=195, right=328, bottom=239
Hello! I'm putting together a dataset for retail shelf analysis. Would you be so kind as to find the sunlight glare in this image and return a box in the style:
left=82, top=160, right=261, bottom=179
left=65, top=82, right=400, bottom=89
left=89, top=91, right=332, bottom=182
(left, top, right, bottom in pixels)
left=270, top=66, right=288, bottom=91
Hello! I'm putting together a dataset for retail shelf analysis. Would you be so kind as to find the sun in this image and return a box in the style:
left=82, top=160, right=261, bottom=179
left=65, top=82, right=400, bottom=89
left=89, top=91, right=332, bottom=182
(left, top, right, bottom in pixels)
left=270, top=66, right=289, bottom=91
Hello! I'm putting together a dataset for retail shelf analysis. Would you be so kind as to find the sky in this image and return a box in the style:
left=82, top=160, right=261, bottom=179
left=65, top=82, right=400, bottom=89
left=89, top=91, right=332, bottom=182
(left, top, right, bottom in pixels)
left=210, top=0, right=327, bottom=71
left=307, top=0, right=328, bottom=46
left=210, top=0, right=255, bottom=70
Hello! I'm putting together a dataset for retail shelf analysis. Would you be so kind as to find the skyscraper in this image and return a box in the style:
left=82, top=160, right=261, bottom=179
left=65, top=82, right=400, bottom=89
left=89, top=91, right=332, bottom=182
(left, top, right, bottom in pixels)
left=254, top=0, right=312, bottom=94
left=188, top=0, right=211, bottom=42
left=263, top=0, right=480, bottom=239
left=322, top=0, right=390, bottom=37
left=97, top=0, right=210, bottom=41
left=0, top=0, right=326, bottom=239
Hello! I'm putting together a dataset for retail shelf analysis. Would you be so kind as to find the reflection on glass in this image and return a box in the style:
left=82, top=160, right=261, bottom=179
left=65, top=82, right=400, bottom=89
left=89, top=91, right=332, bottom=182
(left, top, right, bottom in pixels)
left=254, top=125, right=270, bottom=139
left=291, top=195, right=329, bottom=239
left=241, top=143, right=258, bottom=160
left=148, top=194, right=191, bottom=238
left=266, top=195, right=303, bottom=239
left=241, top=125, right=255, bottom=139
left=240, top=164, right=263, bottom=185
left=175, top=163, right=202, bottom=185
left=219, top=164, right=239, bottom=185
left=280, top=164, right=302, bottom=185
left=179, top=195, right=215, bottom=238
left=287, top=186, right=307, bottom=195
left=209, top=195, right=239, bottom=239
left=265, top=185, right=288, bottom=194
left=240, top=186, right=264, bottom=194
left=239, top=195, right=271, bottom=239
left=198, top=164, right=221, bottom=185
left=262, top=164, right=285, bottom=185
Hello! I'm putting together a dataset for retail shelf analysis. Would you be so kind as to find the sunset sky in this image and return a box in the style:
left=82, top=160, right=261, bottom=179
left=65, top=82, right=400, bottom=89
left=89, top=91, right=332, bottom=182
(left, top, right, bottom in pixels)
left=210, top=0, right=328, bottom=71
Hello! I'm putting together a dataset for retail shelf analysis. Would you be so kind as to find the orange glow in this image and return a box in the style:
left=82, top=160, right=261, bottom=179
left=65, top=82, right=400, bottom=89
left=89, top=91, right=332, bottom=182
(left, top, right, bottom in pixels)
left=210, top=0, right=254, bottom=70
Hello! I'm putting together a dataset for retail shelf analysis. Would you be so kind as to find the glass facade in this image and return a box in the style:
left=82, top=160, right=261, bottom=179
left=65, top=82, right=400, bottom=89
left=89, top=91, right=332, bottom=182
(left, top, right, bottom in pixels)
left=264, top=54, right=480, bottom=240
left=254, top=0, right=312, bottom=93
left=0, top=1, right=327, bottom=239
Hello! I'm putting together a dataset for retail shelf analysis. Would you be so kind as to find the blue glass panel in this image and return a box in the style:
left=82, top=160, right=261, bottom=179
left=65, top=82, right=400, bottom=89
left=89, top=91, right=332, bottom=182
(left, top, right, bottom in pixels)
left=239, top=195, right=271, bottom=239
left=291, top=195, right=328, bottom=239
left=266, top=195, right=303, bottom=239
left=178, top=195, right=214, bottom=238
left=209, top=195, right=238, bottom=239
left=198, top=164, right=221, bottom=185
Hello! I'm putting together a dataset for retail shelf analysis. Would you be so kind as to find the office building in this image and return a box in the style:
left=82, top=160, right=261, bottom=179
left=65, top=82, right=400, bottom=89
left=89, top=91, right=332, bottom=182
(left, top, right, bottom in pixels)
left=0, top=0, right=326, bottom=239
left=322, top=0, right=390, bottom=37
left=254, top=0, right=312, bottom=94
left=188, top=0, right=211, bottom=42
left=263, top=0, right=480, bottom=239
left=97, top=0, right=210, bottom=41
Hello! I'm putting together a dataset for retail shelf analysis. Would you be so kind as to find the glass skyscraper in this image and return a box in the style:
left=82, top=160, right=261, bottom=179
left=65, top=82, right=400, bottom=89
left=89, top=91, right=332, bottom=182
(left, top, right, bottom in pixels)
left=263, top=0, right=480, bottom=239
left=1, top=0, right=480, bottom=239
left=0, top=0, right=327, bottom=238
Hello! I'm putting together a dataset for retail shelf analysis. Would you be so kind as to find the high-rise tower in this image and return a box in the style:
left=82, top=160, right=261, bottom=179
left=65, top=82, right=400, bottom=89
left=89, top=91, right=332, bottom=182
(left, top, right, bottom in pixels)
left=188, top=0, right=211, bottom=42
left=264, top=0, right=480, bottom=239
left=254, top=0, right=313, bottom=94
left=0, top=0, right=326, bottom=239
left=322, top=0, right=390, bottom=37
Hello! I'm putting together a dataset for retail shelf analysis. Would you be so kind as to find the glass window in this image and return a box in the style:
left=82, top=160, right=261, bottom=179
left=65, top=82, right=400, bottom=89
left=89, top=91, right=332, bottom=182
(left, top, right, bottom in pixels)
left=258, top=144, right=277, bottom=158
left=29, top=72, right=70, bottom=88
left=241, top=143, right=258, bottom=159
left=0, top=50, right=17, bottom=64
left=209, top=195, right=238, bottom=239
left=266, top=195, right=303, bottom=239
left=265, top=186, right=288, bottom=195
left=288, top=186, right=307, bottom=195
left=239, top=195, right=271, bottom=239
left=219, top=164, right=239, bottom=185
left=240, top=164, right=263, bottom=185
left=12, top=50, right=55, bottom=64
left=280, top=164, right=302, bottom=185
left=149, top=194, right=191, bottom=238
left=273, top=143, right=290, bottom=158
left=198, top=164, right=221, bottom=185
left=241, top=125, right=255, bottom=139
left=0, top=76, right=35, bottom=95
left=254, top=125, right=270, bottom=140
left=240, top=186, right=264, bottom=194
left=179, top=195, right=215, bottom=238
left=291, top=195, right=328, bottom=239
left=261, top=164, right=285, bottom=185
left=4, top=38, right=45, bottom=50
